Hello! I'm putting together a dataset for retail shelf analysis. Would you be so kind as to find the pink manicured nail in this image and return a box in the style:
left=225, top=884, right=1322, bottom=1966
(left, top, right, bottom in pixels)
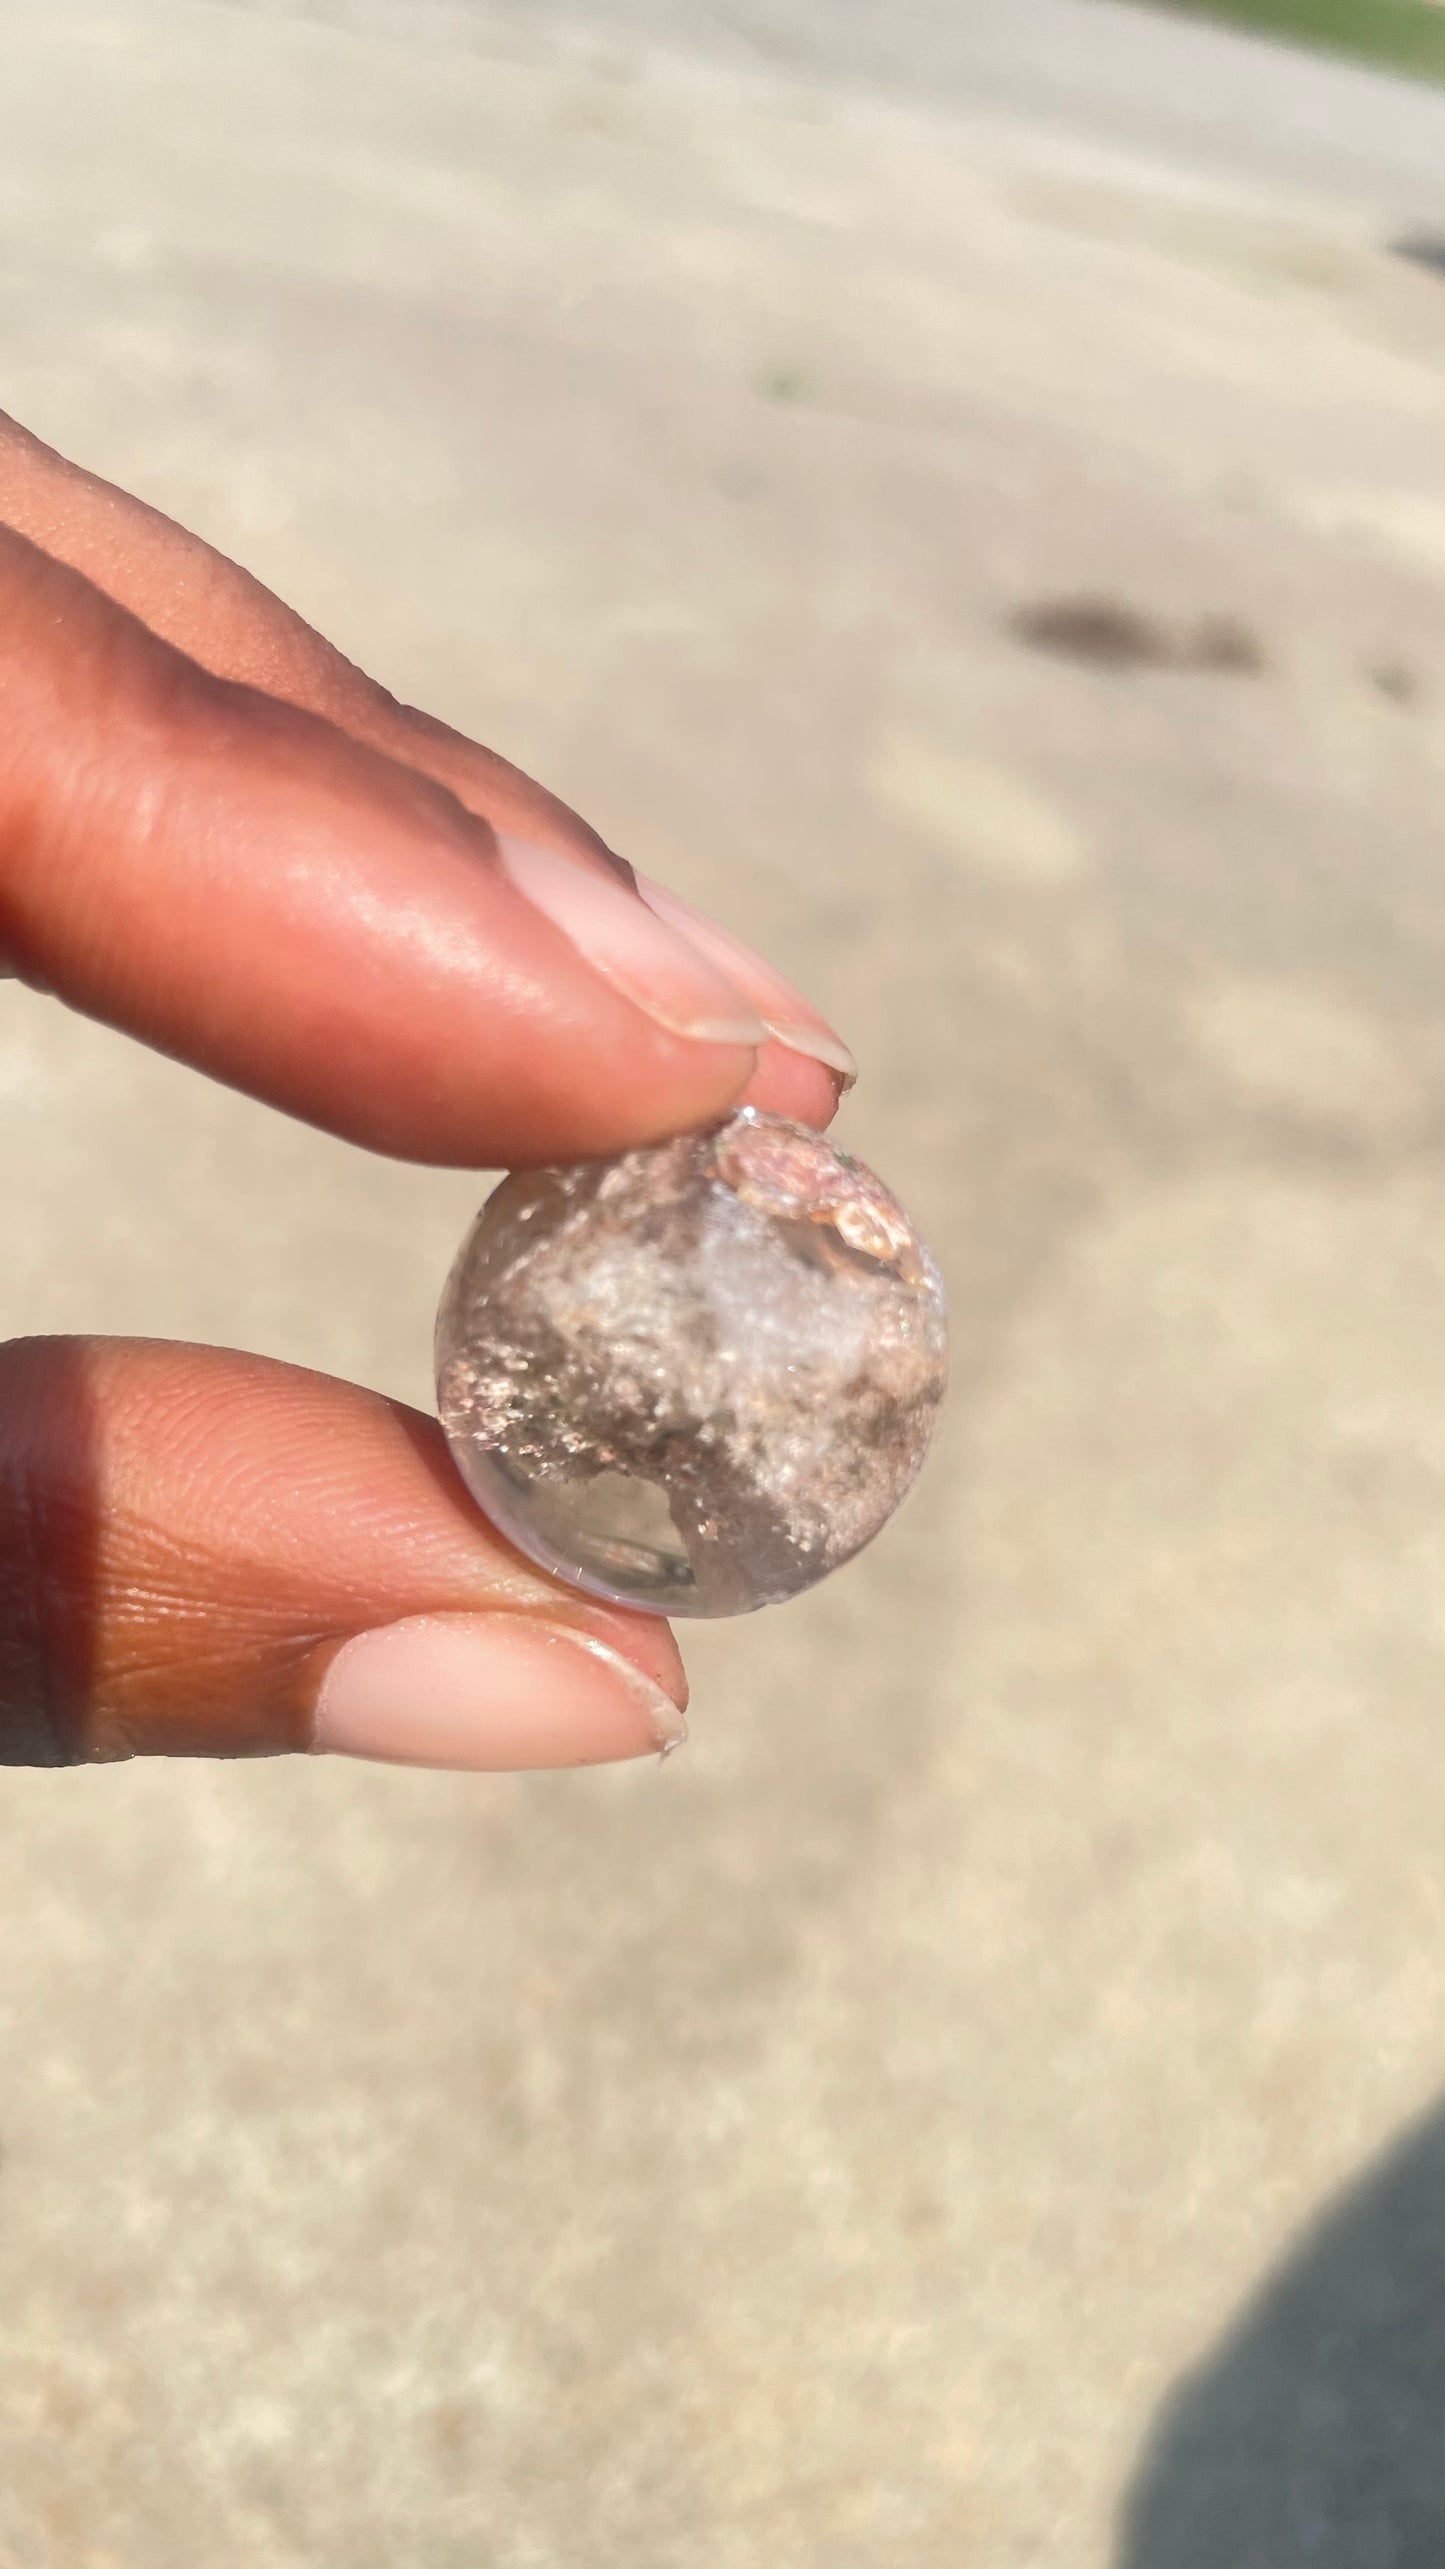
left=638, top=876, right=856, bottom=1087
left=498, top=836, right=767, bottom=1049
left=312, top=1613, right=687, bottom=1771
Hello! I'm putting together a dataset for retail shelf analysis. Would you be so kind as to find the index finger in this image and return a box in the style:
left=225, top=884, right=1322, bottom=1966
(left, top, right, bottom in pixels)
left=0, top=409, right=856, bottom=1140
left=0, top=524, right=766, bottom=1166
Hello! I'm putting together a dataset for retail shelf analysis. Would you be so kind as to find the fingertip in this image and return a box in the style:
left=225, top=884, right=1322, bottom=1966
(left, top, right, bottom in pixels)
left=497, top=837, right=767, bottom=1050
left=310, top=1612, right=688, bottom=1772
left=575, top=1599, right=690, bottom=1712
left=739, top=1043, right=847, bottom=1129
left=636, top=874, right=856, bottom=1120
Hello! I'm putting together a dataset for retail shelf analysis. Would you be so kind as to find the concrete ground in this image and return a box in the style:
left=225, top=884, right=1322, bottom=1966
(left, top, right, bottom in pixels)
left=0, top=2, right=1443, bottom=2561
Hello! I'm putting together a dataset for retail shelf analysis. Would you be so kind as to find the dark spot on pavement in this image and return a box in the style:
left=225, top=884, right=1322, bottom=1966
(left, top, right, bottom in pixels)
left=1009, top=595, right=1267, bottom=677
left=1009, top=596, right=1173, bottom=669
left=1185, top=613, right=1267, bottom=675
left=1369, top=659, right=1421, bottom=706
left=1390, top=230, right=1445, bottom=281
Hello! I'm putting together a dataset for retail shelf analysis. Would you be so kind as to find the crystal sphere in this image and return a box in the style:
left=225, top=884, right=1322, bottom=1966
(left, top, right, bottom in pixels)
left=435, top=1108, right=948, bottom=1617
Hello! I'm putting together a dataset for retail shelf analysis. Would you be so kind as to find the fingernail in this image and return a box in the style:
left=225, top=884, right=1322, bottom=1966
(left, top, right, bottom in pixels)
left=312, top=1613, right=687, bottom=1771
left=498, top=836, right=767, bottom=1048
left=638, top=876, right=857, bottom=1088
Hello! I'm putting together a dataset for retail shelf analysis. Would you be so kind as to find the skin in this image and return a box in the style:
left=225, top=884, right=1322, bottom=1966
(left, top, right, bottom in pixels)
left=0, top=410, right=848, bottom=1767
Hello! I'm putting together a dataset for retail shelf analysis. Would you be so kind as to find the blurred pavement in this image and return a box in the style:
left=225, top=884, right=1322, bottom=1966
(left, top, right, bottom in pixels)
left=0, top=2, right=1443, bottom=2562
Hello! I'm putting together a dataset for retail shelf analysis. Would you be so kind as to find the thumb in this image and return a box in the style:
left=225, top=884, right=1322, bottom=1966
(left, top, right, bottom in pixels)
left=0, top=1338, right=686, bottom=1770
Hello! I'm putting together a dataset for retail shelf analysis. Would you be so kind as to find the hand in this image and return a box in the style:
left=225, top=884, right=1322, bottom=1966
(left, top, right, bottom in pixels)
left=0, top=412, right=854, bottom=1772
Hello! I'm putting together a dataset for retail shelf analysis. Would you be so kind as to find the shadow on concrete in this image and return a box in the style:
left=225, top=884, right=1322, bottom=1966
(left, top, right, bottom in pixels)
left=1116, top=2097, right=1445, bottom=2568
left=1390, top=230, right=1445, bottom=279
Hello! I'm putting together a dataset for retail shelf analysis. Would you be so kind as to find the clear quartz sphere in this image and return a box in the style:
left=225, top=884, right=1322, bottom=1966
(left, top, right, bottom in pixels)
left=435, top=1108, right=948, bottom=1617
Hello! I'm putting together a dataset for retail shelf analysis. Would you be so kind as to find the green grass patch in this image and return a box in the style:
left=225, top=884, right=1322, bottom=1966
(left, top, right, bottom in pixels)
left=1152, top=0, right=1445, bottom=83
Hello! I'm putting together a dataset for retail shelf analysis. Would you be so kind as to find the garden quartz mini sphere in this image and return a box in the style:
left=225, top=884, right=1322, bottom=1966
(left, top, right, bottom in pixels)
left=435, top=1108, right=948, bottom=1617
